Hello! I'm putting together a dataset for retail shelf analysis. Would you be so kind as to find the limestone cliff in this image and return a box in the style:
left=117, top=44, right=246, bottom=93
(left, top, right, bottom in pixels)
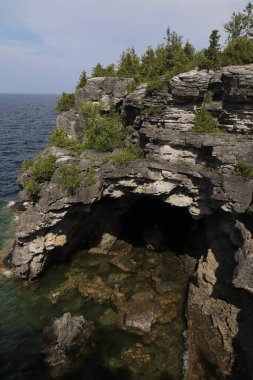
left=6, top=65, right=253, bottom=379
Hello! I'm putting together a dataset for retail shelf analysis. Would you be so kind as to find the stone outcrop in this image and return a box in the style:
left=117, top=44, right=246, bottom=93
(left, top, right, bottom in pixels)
left=6, top=64, right=253, bottom=379
left=42, top=313, right=93, bottom=371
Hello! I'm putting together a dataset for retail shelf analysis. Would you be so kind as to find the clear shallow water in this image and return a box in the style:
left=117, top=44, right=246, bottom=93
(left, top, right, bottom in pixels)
left=0, top=94, right=189, bottom=379
left=0, top=94, right=57, bottom=379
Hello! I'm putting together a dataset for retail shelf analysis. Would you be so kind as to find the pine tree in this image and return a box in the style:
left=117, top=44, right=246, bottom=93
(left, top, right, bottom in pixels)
left=224, top=2, right=253, bottom=39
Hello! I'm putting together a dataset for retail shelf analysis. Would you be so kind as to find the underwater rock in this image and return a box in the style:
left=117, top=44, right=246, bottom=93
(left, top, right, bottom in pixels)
left=110, top=255, right=137, bottom=272
left=42, top=313, right=93, bottom=371
left=120, top=343, right=152, bottom=374
left=98, top=308, right=117, bottom=327
left=117, top=292, right=161, bottom=334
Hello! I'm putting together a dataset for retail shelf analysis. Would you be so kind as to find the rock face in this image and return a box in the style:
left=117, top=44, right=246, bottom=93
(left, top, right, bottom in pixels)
left=42, top=313, right=93, bottom=370
left=6, top=65, right=253, bottom=378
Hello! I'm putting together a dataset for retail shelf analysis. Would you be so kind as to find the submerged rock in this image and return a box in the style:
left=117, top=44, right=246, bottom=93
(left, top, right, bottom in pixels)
left=42, top=313, right=93, bottom=372
left=117, top=292, right=161, bottom=334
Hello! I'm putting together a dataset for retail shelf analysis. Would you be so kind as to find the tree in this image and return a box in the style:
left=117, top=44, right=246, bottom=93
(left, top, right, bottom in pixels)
left=224, top=2, right=253, bottom=39
left=201, top=30, right=221, bottom=70
left=184, top=41, right=195, bottom=60
left=141, top=46, right=157, bottom=79
left=222, top=36, right=253, bottom=65
left=117, top=47, right=141, bottom=80
left=76, top=70, right=87, bottom=89
left=92, top=63, right=116, bottom=77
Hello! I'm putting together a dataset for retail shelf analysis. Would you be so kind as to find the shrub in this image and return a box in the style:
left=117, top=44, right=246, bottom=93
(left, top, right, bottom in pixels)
left=56, top=165, right=81, bottom=194
left=234, top=161, right=253, bottom=179
left=21, top=159, right=33, bottom=173
left=48, top=129, right=85, bottom=153
left=146, top=77, right=164, bottom=95
left=203, top=91, right=214, bottom=104
left=84, top=109, right=124, bottom=152
left=86, top=168, right=96, bottom=186
left=76, top=70, right=87, bottom=89
left=141, top=105, right=165, bottom=116
left=192, top=110, right=219, bottom=133
left=24, top=179, right=40, bottom=198
left=55, top=92, right=75, bottom=112
left=79, top=99, right=103, bottom=120
left=30, top=154, right=57, bottom=182
left=126, top=81, right=138, bottom=93
left=108, top=144, right=144, bottom=165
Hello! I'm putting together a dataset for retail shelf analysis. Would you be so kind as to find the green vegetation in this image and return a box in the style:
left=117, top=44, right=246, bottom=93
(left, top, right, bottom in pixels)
left=146, top=77, right=164, bottom=95
left=23, top=154, right=57, bottom=198
left=202, top=163, right=217, bottom=173
left=56, top=165, right=81, bottom=194
left=224, top=2, right=253, bottom=40
left=79, top=100, right=124, bottom=152
left=86, top=168, right=96, bottom=185
left=30, top=154, right=57, bottom=182
left=201, top=30, right=222, bottom=70
left=234, top=161, right=253, bottom=179
left=24, top=179, right=40, bottom=198
left=76, top=70, right=87, bottom=89
left=222, top=36, right=253, bottom=65
left=192, top=110, right=219, bottom=133
left=74, top=2, right=253, bottom=89
left=84, top=113, right=124, bottom=152
left=203, top=90, right=214, bottom=105
left=21, top=159, right=33, bottom=173
left=92, top=63, right=117, bottom=77
left=48, top=129, right=85, bottom=153
left=79, top=99, right=103, bottom=119
left=107, top=144, right=144, bottom=165
left=55, top=92, right=75, bottom=112
left=141, top=105, right=165, bottom=116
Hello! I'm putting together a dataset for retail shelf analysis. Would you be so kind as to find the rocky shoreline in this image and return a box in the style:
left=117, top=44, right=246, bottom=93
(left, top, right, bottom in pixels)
left=6, top=65, right=253, bottom=379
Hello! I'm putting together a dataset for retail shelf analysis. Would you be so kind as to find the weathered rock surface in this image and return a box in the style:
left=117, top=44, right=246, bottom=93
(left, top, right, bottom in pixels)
left=6, top=64, right=253, bottom=379
left=42, top=313, right=93, bottom=370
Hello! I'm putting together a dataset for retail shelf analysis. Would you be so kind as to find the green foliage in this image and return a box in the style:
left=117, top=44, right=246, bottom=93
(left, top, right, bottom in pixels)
left=222, top=36, right=253, bottom=65
left=203, top=91, right=214, bottom=106
left=141, top=105, right=165, bottom=116
left=117, top=47, right=141, bottom=81
left=234, top=161, right=253, bottom=179
left=146, top=77, right=164, bottom=95
left=126, top=81, right=138, bottom=93
left=201, top=30, right=222, bottom=70
left=224, top=2, right=253, bottom=39
left=30, top=154, right=57, bottom=182
left=192, top=110, right=220, bottom=133
left=24, top=179, right=40, bottom=198
left=48, top=129, right=85, bottom=153
left=76, top=70, right=87, bottom=89
left=86, top=168, right=96, bottom=186
left=79, top=99, right=103, bottom=120
left=107, top=144, right=144, bottom=165
left=56, top=165, right=81, bottom=194
left=55, top=92, right=75, bottom=112
left=84, top=112, right=124, bottom=152
left=21, top=159, right=33, bottom=173
left=23, top=154, right=57, bottom=198
left=92, top=63, right=117, bottom=77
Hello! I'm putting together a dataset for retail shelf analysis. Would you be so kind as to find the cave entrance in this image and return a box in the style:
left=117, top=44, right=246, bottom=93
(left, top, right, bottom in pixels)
left=87, top=194, right=204, bottom=259
left=46, top=195, right=207, bottom=379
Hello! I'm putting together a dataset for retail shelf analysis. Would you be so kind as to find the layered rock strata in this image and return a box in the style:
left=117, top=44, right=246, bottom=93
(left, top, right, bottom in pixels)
left=6, top=64, right=253, bottom=379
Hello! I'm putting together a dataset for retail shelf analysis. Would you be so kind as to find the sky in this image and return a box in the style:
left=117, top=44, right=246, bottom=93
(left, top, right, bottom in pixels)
left=0, top=0, right=249, bottom=94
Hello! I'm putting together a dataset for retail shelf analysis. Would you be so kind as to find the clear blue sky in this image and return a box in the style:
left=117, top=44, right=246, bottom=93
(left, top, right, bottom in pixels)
left=0, top=0, right=248, bottom=94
